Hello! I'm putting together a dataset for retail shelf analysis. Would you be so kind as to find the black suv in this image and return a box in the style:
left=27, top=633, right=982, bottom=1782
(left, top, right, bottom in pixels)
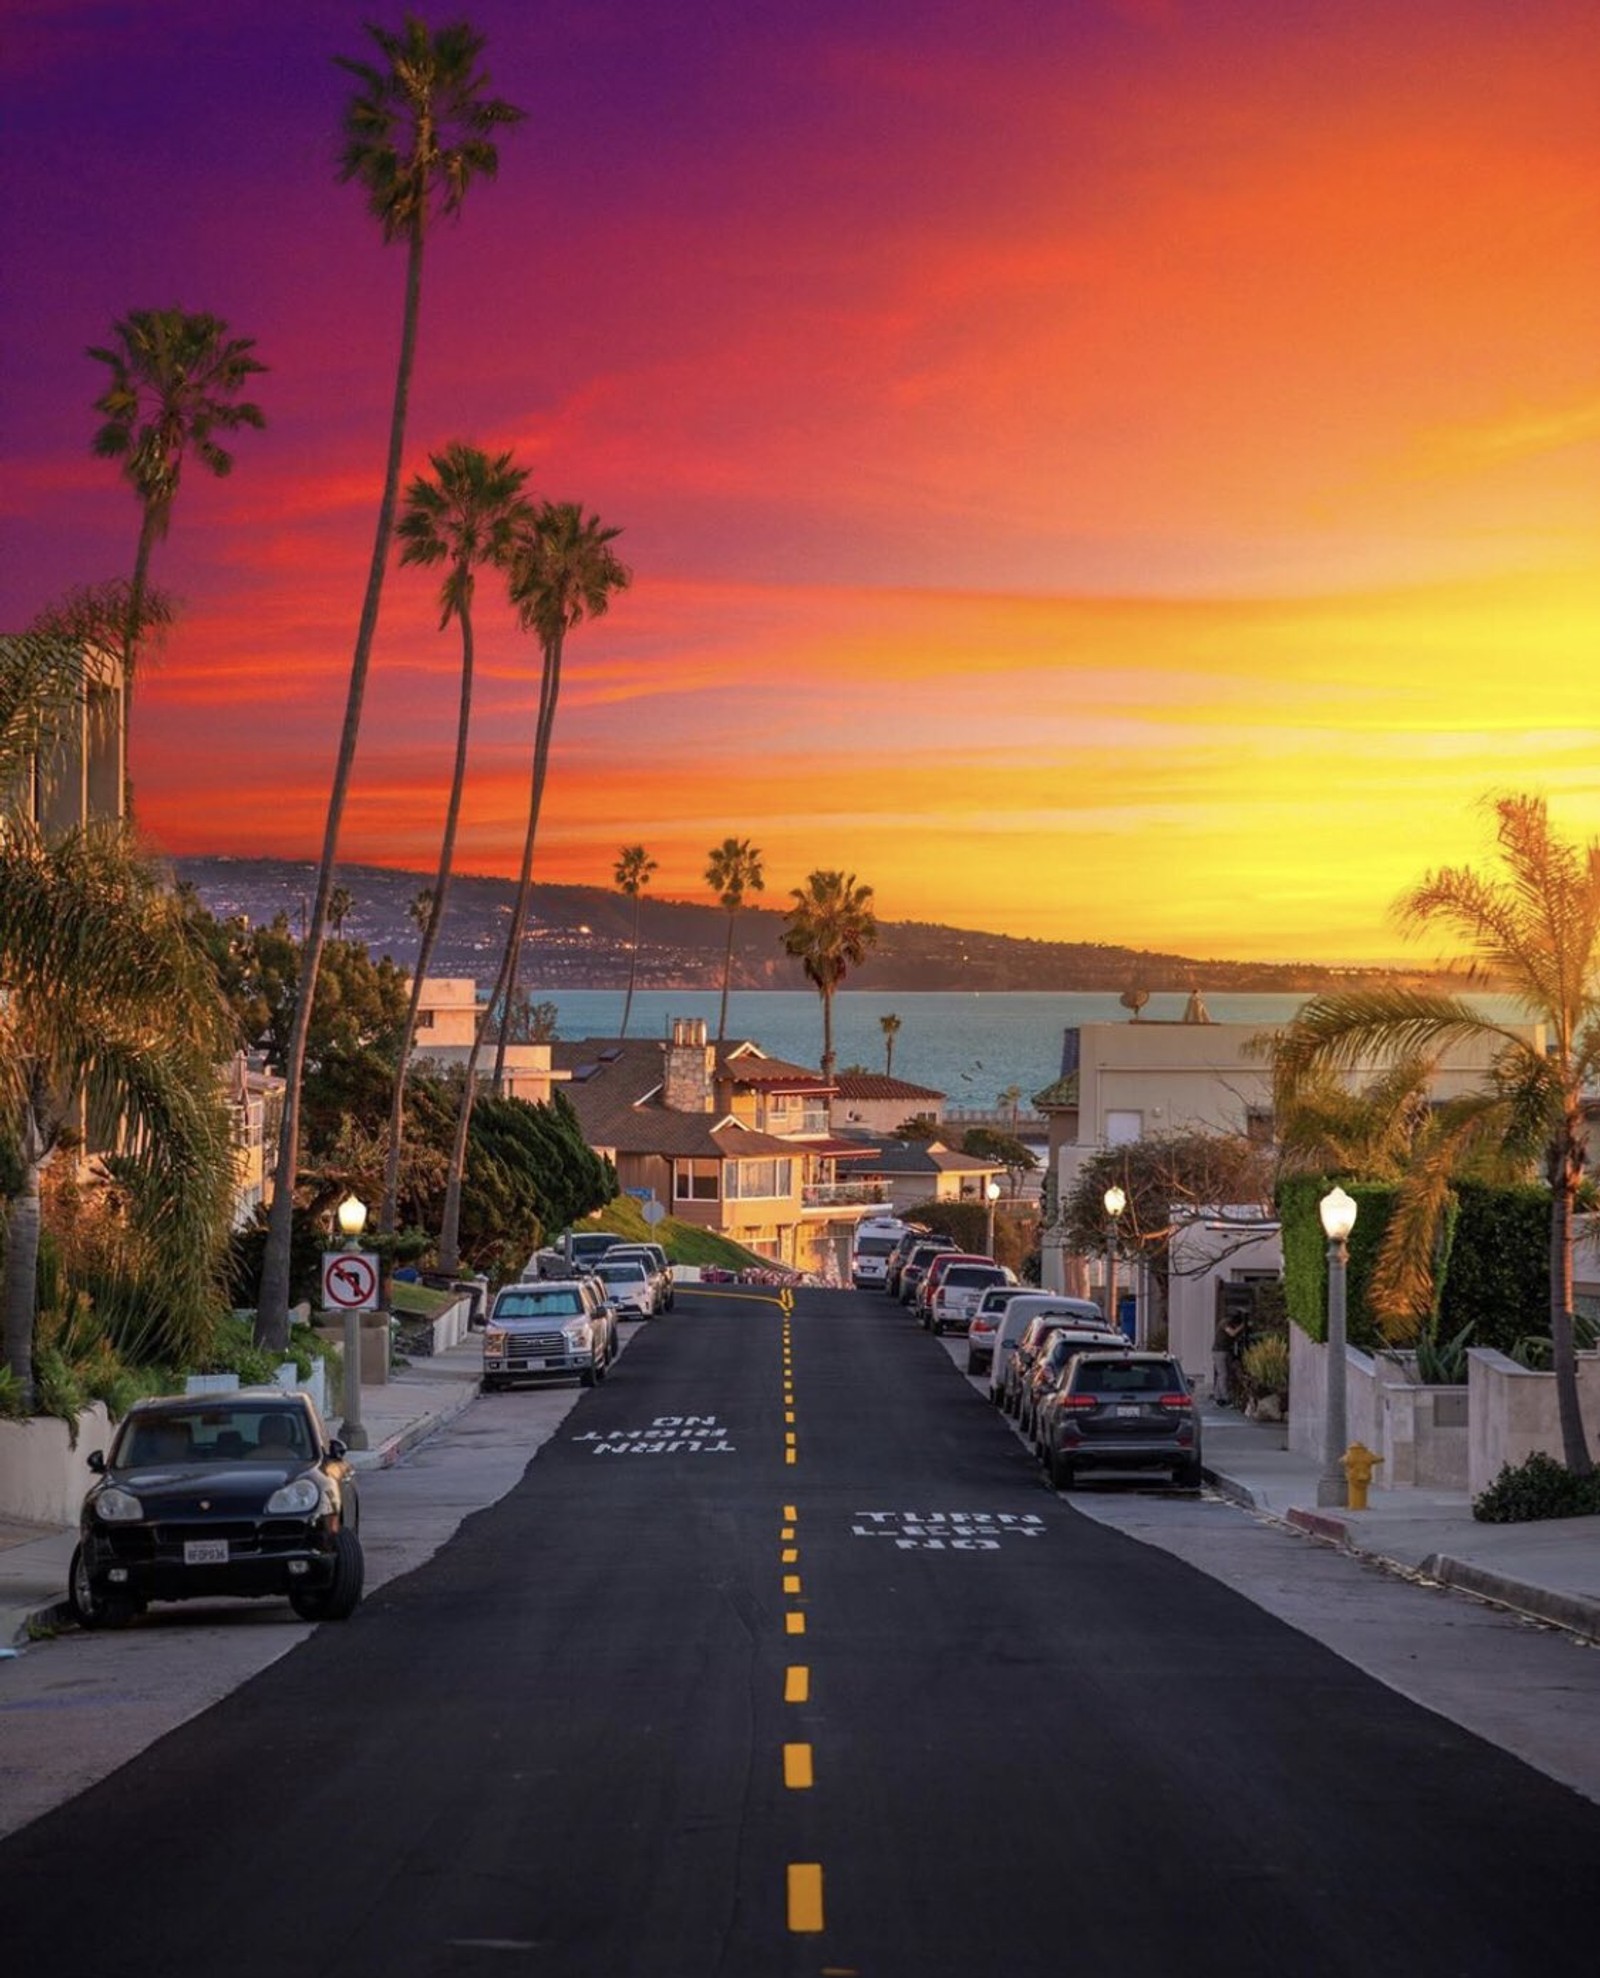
left=1036, top=1351, right=1202, bottom=1492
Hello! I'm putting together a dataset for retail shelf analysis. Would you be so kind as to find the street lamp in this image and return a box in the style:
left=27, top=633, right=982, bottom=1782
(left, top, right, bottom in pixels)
left=1104, top=1184, right=1126, bottom=1332
left=1317, top=1184, right=1358, bottom=1508
left=985, top=1178, right=1002, bottom=1258
left=336, top=1193, right=370, bottom=1452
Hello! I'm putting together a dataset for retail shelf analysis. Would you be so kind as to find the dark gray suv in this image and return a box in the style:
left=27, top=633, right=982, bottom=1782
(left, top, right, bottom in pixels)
left=1037, top=1350, right=1202, bottom=1492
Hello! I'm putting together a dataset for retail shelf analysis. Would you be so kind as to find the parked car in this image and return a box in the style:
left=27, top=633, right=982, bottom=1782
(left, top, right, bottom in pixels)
left=851, top=1215, right=917, bottom=1290
left=883, top=1226, right=932, bottom=1299
left=591, top=1255, right=657, bottom=1318
left=899, top=1237, right=960, bottom=1308
left=925, top=1259, right=1011, bottom=1335
left=913, top=1250, right=989, bottom=1327
left=527, top=1230, right=628, bottom=1280
left=965, top=1284, right=1033, bottom=1376
left=69, top=1390, right=363, bottom=1629
left=1037, top=1350, right=1203, bottom=1491
left=604, top=1243, right=673, bottom=1311
left=1020, top=1326, right=1126, bottom=1441
left=482, top=1277, right=617, bottom=1390
left=987, top=1295, right=1112, bottom=1410
left=1005, top=1309, right=1124, bottom=1419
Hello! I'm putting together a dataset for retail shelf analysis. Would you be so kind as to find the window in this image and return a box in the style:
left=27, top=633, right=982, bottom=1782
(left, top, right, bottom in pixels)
left=675, top=1159, right=721, bottom=1201
left=724, top=1158, right=794, bottom=1200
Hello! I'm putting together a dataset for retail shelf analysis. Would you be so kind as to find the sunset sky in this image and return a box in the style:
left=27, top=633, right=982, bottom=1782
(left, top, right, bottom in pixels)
left=6, top=0, right=1599, bottom=964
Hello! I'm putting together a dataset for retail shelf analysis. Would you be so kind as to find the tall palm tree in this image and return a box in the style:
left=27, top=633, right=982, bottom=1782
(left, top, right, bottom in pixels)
left=436, top=502, right=630, bottom=1271
left=0, top=824, right=235, bottom=1408
left=257, top=17, right=522, bottom=1350
left=408, top=887, right=435, bottom=939
left=782, top=870, right=878, bottom=1082
left=380, top=441, right=532, bottom=1234
left=614, top=843, right=657, bottom=1039
left=706, top=836, right=764, bottom=1042
left=1271, top=794, right=1600, bottom=1475
left=326, top=885, right=355, bottom=938
left=88, top=307, right=266, bottom=780
left=879, top=1012, right=901, bottom=1075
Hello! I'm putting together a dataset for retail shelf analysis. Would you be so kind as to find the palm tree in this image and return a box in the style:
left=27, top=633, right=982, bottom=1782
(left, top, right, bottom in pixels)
left=782, top=870, right=877, bottom=1081
left=408, top=887, right=435, bottom=939
left=0, top=824, right=235, bottom=1408
left=1271, top=794, right=1600, bottom=1475
left=880, top=1012, right=902, bottom=1075
left=706, top=837, right=764, bottom=1042
left=436, top=502, right=630, bottom=1271
left=999, top=1083, right=1023, bottom=1132
left=326, top=885, right=355, bottom=938
left=88, top=307, right=266, bottom=780
left=380, top=441, right=532, bottom=1233
left=257, top=17, right=522, bottom=1350
left=614, top=843, right=657, bottom=1039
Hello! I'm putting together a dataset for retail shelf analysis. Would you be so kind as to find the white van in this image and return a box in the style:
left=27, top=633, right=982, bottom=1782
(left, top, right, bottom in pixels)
left=850, top=1216, right=915, bottom=1290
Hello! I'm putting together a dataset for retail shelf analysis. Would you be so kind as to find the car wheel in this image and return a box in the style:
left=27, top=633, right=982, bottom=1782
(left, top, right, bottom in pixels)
left=1050, top=1451, right=1076, bottom=1492
left=1175, top=1459, right=1204, bottom=1490
left=481, top=1377, right=504, bottom=1393
left=289, top=1529, right=365, bottom=1622
left=965, top=1354, right=980, bottom=1376
left=68, top=1543, right=139, bottom=1630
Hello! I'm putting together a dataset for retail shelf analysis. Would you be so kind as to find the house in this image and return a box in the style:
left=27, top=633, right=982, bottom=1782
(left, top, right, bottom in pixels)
left=828, top=1072, right=946, bottom=1136
left=409, top=976, right=563, bottom=1104
left=549, top=1017, right=887, bottom=1276
left=832, top=1136, right=1005, bottom=1217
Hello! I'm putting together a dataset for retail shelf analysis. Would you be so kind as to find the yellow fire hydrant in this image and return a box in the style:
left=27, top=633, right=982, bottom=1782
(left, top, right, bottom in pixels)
left=1342, top=1442, right=1383, bottom=1511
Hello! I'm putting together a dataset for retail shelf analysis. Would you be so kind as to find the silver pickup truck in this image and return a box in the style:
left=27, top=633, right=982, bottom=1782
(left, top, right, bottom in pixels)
left=481, top=1277, right=617, bottom=1391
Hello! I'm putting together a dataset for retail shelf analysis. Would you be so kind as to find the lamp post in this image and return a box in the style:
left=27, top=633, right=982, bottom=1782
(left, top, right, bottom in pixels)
left=337, top=1193, right=370, bottom=1452
left=1317, top=1184, right=1358, bottom=1507
left=984, top=1178, right=1002, bottom=1258
left=1103, top=1184, right=1126, bottom=1333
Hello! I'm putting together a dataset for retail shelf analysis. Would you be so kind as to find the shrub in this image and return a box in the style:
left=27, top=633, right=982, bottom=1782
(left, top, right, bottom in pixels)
left=1241, top=1335, right=1289, bottom=1399
left=1413, top=1319, right=1473, bottom=1385
left=1472, top=1451, right=1600, bottom=1524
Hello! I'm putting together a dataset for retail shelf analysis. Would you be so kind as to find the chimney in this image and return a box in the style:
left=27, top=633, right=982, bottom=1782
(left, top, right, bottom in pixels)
left=663, top=1016, right=714, bottom=1112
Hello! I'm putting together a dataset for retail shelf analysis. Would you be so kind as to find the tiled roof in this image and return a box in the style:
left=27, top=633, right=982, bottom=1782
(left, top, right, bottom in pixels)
left=833, top=1138, right=1003, bottom=1177
left=548, top=1034, right=829, bottom=1159
left=829, top=1073, right=945, bottom=1101
left=1032, top=1071, right=1079, bottom=1108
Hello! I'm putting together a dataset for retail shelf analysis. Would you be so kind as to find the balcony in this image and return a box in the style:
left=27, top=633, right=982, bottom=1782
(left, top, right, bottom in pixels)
left=801, top=1180, right=887, bottom=1209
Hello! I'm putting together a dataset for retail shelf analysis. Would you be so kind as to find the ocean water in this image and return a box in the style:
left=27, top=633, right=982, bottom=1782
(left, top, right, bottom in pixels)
left=536, top=988, right=1317, bottom=1111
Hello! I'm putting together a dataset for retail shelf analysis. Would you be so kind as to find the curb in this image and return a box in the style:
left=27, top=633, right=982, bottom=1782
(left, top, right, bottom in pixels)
left=1418, top=1553, right=1600, bottom=1644
left=1284, top=1506, right=1353, bottom=1546
left=345, top=1375, right=480, bottom=1471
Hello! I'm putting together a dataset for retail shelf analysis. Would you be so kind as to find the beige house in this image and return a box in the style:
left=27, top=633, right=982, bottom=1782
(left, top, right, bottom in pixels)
left=551, top=1018, right=887, bottom=1275
left=833, top=1136, right=1005, bottom=1217
left=410, top=977, right=563, bottom=1104
left=829, top=1072, right=946, bottom=1136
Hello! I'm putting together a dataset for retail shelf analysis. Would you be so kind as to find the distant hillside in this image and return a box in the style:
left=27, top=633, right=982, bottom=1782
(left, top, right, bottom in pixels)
left=174, top=855, right=1442, bottom=996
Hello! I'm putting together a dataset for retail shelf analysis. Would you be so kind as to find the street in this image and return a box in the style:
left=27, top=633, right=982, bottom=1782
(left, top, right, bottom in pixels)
left=3, top=1284, right=1599, bottom=1977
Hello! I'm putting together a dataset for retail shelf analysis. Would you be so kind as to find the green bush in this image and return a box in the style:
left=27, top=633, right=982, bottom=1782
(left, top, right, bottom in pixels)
left=1472, top=1451, right=1600, bottom=1523
left=1437, top=1181, right=1549, bottom=1353
left=1241, top=1334, right=1289, bottom=1399
left=1413, top=1319, right=1473, bottom=1385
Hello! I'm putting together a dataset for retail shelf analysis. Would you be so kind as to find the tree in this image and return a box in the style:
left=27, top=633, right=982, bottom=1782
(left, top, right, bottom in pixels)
left=998, top=1083, right=1023, bottom=1132
left=380, top=440, right=533, bottom=1233
left=408, top=888, right=435, bottom=938
left=0, top=825, right=236, bottom=1406
left=437, top=502, right=630, bottom=1271
left=706, top=837, right=764, bottom=1042
left=1060, top=1134, right=1275, bottom=1346
left=88, top=307, right=266, bottom=781
left=962, top=1125, right=1036, bottom=1195
left=257, top=16, right=522, bottom=1350
left=326, top=885, right=355, bottom=938
left=613, top=843, right=657, bottom=1039
left=879, top=1013, right=902, bottom=1074
left=781, top=870, right=877, bottom=1080
left=1270, top=794, right=1600, bottom=1475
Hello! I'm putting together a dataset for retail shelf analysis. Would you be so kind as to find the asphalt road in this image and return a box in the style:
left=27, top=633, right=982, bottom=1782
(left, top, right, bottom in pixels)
left=4, top=1285, right=1598, bottom=1977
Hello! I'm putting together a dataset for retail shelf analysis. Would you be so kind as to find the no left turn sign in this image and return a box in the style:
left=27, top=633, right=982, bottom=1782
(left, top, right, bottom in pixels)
left=321, top=1251, right=379, bottom=1311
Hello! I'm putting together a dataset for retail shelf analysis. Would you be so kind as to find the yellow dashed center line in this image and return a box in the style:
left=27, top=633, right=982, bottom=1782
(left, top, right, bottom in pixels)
left=784, top=1743, right=814, bottom=1789
left=783, top=1573, right=802, bottom=1594
left=781, top=1546, right=798, bottom=1563
left=785, top=1665, right=809, bottom=1703
left=788, top=1863, right=824, bottom=1933
left=786, top=1611, right=806, bottom=1635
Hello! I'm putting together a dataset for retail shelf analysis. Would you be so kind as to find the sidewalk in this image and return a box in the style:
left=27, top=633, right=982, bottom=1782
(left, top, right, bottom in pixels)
left=1202, top=1402, right=1600, bottom=1643
left=0, top=1338, right=485, bottom=1650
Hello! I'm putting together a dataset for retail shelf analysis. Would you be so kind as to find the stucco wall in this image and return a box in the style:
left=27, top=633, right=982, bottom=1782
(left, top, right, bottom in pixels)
left=1467, top=1348, right=1600, bottom=1496
left=0, top=1403, right=115, bottom=1527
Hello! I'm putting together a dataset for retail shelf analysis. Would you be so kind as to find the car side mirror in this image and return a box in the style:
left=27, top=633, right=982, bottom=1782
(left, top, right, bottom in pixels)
left=328, top=1438, right=348, bottom=1460
left=87, top=1450, right=106, bottom=1474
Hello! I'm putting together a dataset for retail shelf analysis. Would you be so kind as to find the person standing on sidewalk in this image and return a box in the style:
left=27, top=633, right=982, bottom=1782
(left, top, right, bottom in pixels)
left=1213, top=1306, right=1247, bottom=1405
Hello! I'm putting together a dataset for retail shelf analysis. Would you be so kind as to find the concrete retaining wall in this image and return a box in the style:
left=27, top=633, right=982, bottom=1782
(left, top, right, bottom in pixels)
left=1289, top=1328, right=1469, bottom=1489
left=1468, top=1348, right=1600, bottom=1496
left=0, top=1404, right=115, bottom=1527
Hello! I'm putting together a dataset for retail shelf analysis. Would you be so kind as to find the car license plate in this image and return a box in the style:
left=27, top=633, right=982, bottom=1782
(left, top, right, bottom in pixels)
left=1115, top=1405, right=1142, bottom=1418
left=184, top=1539, right=229, bottom=1565
left=519, top=1356, right=548, bottom=1370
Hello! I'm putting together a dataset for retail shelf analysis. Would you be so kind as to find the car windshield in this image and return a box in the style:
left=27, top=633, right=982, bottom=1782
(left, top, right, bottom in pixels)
left=597, top=1262, right=646, bottom=1282
left=117, top=1406, right=311, bottom=1466
left=943, top=1266, right=1002, bottom=1289
left=1072, top=1361, right=1185, bottom=1395
left=496, top=1289, right=584, bottom=1319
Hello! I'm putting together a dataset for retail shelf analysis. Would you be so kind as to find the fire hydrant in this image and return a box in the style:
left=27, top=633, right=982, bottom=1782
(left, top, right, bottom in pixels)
left=1342, top=1442, right=1383, bottom=1511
